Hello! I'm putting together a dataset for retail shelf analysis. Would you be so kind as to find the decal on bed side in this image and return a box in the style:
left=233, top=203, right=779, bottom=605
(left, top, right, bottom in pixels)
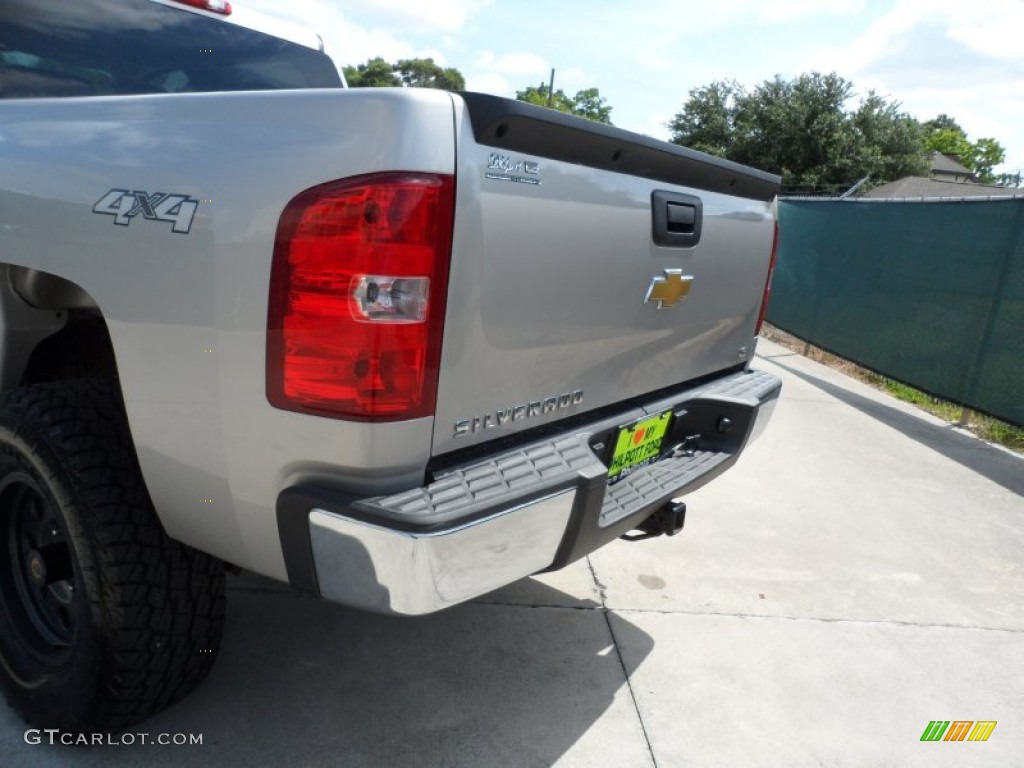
left=93, top=189, right=199, bottom=234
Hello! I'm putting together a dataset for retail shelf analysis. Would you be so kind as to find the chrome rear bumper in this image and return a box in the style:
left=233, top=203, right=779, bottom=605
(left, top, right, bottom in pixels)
left=280, top=368, right=781, bottom=615
left=309, top=491, right=574, bottom=615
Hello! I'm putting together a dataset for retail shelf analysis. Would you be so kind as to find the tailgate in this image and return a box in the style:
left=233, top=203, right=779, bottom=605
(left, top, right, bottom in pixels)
left=432, top=93, right=780, bottom=456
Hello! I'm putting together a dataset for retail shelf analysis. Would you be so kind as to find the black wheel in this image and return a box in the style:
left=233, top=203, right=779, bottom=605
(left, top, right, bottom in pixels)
left=0, top=380, right=225, bottom=732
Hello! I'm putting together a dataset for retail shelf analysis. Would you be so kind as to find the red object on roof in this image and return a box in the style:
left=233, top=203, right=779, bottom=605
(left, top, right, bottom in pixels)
left=168, top=0, right=232, bottom=16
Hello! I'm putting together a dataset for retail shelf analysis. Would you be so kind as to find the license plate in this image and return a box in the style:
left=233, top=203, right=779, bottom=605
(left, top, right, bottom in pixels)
left=607, top=411, right=672, bottom=482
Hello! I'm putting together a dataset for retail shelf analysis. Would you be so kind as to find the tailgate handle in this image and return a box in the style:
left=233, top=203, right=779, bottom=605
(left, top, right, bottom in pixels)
left=652, top=191, right=702, bottom=248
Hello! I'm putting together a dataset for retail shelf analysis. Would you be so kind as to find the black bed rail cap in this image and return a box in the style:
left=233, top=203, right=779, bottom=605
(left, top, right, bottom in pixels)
left=457, top=91, right=781, bottom=203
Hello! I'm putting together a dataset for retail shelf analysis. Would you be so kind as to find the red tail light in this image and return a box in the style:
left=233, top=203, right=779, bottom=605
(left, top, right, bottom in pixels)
left=267, top=173, right=455, bottom=421
left=170, top=0, right=233, bottom=15
left=755, top=219, right=779, bottom=336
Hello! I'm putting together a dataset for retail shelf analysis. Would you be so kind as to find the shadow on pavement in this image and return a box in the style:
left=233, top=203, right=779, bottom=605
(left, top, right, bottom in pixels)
left=4, top=575, right=653, bottom=767
left=770, top=356, right=1024, bottom=496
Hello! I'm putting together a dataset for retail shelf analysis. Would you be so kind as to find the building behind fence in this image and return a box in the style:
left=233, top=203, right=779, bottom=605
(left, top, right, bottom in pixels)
left=766, top=197, right=1024, bottom=427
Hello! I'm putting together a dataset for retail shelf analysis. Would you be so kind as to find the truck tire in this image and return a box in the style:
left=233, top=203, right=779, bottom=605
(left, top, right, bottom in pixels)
left=0, top=380, right=224, bottom=732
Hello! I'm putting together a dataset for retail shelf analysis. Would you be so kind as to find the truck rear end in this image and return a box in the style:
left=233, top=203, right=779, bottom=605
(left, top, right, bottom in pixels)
left=0, top=0, right=780, bottom=733
left=271, top=94, right=782, bottom=615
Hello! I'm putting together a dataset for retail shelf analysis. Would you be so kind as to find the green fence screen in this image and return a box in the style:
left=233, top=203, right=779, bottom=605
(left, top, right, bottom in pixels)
left=766, top=198, right=1024, bottom=427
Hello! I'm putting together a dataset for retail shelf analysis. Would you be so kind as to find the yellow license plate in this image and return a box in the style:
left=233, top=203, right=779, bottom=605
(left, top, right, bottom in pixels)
left=607, top=411, right=672, bottom=482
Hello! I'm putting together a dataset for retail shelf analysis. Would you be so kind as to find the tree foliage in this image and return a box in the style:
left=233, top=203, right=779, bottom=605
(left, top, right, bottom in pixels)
left=394, top=58, right=465, bottom=91
left=515, top=83, right=613, bottom=124
left=668, top=80, right=739, bottom=158
left=343, top=57, right=464, bottom=91
left=922, top=115, right=1006, bottom=184
left=994, top=171, right=1022, bottom=188
left=851, top=93, right=932, bottom=187
left=343, top=57, right=400, bottom=88
left=923, top=114, right=963, bottom=134
left=669, top=72, right=929, bottom=193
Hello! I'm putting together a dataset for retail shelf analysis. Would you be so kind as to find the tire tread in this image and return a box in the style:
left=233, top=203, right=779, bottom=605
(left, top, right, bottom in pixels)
left=0, top=380, right=225, bottom=732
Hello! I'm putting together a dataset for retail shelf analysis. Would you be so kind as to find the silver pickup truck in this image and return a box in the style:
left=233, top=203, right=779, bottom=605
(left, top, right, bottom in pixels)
left=0, top=0, right=781, bottom=733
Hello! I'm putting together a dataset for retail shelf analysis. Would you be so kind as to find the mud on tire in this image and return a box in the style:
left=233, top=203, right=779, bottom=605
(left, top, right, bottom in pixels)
left=0, top=380, right=224, bottom=732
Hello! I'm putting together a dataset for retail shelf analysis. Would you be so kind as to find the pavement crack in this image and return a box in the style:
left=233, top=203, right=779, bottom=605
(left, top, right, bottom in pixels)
left=469, top=601, right=601, bottom=612
left=587, top=557, right=659, bottom=768
left=586, top=557, right=610, bottom=604
left=610, top=606, right=1024, bottom=633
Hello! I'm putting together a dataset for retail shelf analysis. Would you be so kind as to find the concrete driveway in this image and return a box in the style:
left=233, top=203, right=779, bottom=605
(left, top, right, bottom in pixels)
left=2, top=337, right=1022, bottom=766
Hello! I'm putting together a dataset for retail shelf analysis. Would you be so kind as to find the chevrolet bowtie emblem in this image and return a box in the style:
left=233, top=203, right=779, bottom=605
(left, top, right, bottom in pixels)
left=644, top=269, right=694, bottom=309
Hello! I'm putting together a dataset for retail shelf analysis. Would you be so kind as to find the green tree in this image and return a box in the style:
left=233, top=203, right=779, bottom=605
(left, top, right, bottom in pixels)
left=517, top=83, right=574, bottom=111
left=851, top=92, right=928, bottom=185
left=994, top=171, right=1022, bottom=188
left=923, top=114, right=964, bottom=134
left=733, top=73, right=861, bottom=189
left=666, top=80, right=739, bottom=158
left=394, top=58, right=465, bottom=91
left=924, top=128, right=975, bottom=167
left=343, top=57, right=400, bottom=88
left=923, top=118, right=1006, bottom=183
left=566, top=88, right=613, bottom=124
left=969, top=138, right=1006, bottom=183
left=343, top=57, right=465, bottom=91
left=515, top=83, right=613, bottom=124
left=669, top=72, right=929, bottom=193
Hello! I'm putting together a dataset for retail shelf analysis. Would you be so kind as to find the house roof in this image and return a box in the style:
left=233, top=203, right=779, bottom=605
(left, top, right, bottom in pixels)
left=929, top=151, right=974, bottom=177
left=860, top=176, right=1024, bottom=200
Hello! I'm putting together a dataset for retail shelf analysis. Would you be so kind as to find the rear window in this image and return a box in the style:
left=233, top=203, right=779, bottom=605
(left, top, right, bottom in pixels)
left=0, top=0, right=342, bottom=99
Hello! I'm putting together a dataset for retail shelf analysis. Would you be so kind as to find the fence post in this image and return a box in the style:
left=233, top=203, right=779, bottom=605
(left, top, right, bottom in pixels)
left=957, top=407, right=971, bottom=427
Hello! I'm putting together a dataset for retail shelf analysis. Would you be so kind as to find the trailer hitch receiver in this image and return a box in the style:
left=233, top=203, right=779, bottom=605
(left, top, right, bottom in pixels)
left=620, top=500, right=687, bottom=542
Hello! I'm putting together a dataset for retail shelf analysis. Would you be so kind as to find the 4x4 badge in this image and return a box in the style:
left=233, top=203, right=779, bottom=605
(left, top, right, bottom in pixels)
left=644, top=269, right=694, bottom=309
left=93, top=189, right=199, bottom=234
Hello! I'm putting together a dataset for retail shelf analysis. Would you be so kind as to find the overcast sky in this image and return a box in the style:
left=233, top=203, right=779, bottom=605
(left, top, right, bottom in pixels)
left=235, top=0, right=1024, bottom=177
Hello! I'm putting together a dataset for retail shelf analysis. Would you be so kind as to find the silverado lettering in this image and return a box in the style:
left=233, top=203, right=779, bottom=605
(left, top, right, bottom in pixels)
left=453, top=389, right=585, bottom=437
